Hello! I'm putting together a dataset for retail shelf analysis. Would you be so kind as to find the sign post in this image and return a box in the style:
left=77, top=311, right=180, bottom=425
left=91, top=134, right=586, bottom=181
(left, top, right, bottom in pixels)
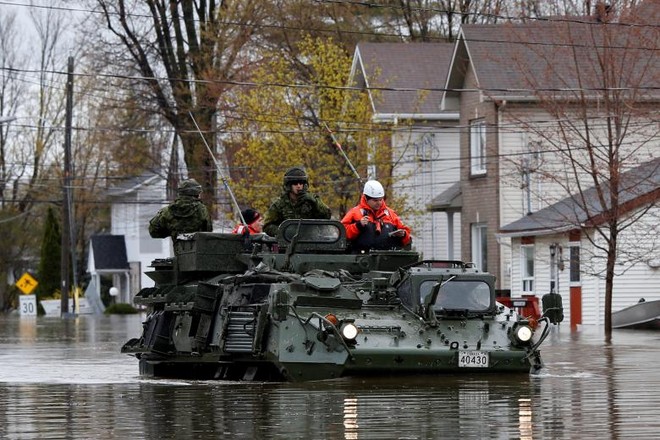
left=19, top=295, right=37, bottom=316
left=16, top=272, right=39, bottom=317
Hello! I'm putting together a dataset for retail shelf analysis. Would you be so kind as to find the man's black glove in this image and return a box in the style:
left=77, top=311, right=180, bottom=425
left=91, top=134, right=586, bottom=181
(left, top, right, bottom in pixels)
left=298, top=192, right=316, bottom=204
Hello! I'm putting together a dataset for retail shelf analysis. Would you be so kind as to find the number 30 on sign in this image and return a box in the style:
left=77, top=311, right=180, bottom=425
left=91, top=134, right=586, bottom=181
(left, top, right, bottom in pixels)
left=19, top=295, right=37, bottom=316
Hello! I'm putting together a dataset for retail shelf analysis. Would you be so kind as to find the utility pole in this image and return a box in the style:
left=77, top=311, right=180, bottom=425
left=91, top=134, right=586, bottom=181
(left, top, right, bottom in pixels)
left=61, top=56, right=75, bottom=317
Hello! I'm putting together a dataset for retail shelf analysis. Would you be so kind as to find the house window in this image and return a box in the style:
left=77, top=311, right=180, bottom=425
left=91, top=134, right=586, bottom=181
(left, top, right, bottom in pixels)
left=470, top=119, right=486, bottom=175
left=569, top=245, right=580, bottom=283
left=521, top=245, right=535, bottom=292
left=471, top=223, right=487, bottom=272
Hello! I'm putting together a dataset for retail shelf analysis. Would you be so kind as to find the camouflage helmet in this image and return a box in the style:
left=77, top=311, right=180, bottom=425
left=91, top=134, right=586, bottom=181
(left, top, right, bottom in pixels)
left=178, top=178, right=202, bottom=196
left=283, top=167, right=308, bottom=191
left=283, top=167, right=308, bottom=184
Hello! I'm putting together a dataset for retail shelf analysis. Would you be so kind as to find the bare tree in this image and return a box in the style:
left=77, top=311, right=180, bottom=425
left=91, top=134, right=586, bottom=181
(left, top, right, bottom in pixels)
left=0, top=4, right=72, bottom=310
left=86, top=0, right=271, bottom=212
left=365, top=0, right=513, bottom=41
left=0, top=11, right=25, bottom=211
left=0, top=10, right=25, bottom=310
left=22, top=4, right=72, bottom=212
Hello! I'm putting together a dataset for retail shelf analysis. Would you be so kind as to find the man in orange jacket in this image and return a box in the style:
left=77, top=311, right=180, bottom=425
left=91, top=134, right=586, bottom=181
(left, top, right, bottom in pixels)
left=341, top=180, right=411, bottom=252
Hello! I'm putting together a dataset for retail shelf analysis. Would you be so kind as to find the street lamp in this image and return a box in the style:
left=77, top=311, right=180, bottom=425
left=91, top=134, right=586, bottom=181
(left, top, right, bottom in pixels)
left=109, top=286, right=121, bottom=306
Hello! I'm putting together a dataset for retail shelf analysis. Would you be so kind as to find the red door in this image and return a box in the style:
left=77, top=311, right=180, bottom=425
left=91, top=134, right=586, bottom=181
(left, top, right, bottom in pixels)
left=570, top=286, right=582, bottom=329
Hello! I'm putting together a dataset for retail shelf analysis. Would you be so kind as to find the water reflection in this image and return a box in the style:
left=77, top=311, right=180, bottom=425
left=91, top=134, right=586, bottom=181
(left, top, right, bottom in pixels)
left=343, top=398, right=358, bottom=439
left=518, top=398, right=533, bottom=440
left=1, top=315, right=660, bottom=439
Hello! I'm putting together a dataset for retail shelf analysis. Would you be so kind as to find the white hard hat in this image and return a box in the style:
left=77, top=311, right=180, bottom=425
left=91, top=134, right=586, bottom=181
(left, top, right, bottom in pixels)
left=363, top=180, right=385, bottom=198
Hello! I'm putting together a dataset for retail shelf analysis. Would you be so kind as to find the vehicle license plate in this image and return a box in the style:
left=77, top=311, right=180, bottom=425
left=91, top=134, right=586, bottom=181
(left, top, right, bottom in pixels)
left=458, top=351, right=489, bottom=368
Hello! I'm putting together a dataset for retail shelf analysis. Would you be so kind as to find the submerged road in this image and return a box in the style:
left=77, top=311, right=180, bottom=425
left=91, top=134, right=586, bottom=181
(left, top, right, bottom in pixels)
left=0, top=314, right=659, bottom=439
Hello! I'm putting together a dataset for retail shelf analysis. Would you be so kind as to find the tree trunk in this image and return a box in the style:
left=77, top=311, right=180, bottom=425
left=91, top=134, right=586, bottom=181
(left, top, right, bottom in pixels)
left=604, top=229, right=618, bottom=341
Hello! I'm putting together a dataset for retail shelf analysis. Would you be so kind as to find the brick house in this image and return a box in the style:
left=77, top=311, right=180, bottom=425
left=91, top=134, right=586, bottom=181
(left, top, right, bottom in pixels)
left=440, top=4, right=659, bottom=324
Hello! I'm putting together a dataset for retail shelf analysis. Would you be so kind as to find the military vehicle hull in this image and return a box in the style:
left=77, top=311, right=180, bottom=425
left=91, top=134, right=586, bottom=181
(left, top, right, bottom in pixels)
left=131, top=308, right=541, bottom=381
left=123, top=220, right=558, bottom=381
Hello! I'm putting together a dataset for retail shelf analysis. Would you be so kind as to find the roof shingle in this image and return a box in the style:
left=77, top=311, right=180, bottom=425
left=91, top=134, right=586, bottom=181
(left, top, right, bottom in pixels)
left=355, top=42, right=454, bottom=114
left=448, top=6, right=659, bottom=100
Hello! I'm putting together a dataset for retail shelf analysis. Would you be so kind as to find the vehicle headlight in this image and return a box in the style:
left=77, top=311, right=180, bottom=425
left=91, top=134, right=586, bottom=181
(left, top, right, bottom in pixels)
left=515, top=325, right=533, bottom=343
left=341, top=323, right=359, bottom=340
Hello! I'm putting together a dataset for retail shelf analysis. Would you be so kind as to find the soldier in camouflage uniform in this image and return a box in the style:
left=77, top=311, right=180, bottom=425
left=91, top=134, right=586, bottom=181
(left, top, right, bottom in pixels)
left=263, top=167, right=331, bottom=236
left=149, top=178, right=213, bottom=240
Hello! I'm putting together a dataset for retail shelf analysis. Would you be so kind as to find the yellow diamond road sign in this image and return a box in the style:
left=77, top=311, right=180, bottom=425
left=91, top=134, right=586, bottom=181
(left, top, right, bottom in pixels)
left=16, top=272, right=38, bottom=295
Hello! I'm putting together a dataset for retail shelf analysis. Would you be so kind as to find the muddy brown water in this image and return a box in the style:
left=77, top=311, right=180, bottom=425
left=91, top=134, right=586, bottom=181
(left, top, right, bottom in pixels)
left=1, top=314, right=659, bottom=439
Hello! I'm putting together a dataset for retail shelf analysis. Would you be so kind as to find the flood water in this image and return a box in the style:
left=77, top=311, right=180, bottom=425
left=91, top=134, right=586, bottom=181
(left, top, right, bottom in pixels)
left=1, top=314, right=659, bottom=439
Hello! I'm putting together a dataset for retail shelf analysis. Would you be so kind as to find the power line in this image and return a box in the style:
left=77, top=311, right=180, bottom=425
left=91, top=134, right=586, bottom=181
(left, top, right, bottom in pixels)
left=4, top=108, right=658, bottom=144
left=3, top=0, right=658, bottom=32
left=1, top=0, right=658, bottom=62
left=316, top=0, right=660, bottom=29
left=3, top=65, right=658, bottom=95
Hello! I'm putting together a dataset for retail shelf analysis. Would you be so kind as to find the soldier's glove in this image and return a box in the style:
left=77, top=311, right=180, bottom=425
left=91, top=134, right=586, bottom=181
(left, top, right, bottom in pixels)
left=299, top=192, right=316, bottom=204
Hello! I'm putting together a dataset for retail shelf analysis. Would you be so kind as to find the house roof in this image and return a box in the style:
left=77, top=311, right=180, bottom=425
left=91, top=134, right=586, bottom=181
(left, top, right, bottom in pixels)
left=90, top=235, right=129, bottom=270
left=105, top=172, right=163, bottom=198
left=445, top=4, right=660, bottom=101
left=500, top=157, right=660, bottom=236
left=352, top=42, right=455, bottom=116
left=428, top=182, right=462, bottom=212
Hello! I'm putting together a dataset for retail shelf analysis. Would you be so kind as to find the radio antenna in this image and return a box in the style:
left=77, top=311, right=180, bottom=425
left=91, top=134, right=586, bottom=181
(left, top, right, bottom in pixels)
left=322, top=122, right=364, bottom=184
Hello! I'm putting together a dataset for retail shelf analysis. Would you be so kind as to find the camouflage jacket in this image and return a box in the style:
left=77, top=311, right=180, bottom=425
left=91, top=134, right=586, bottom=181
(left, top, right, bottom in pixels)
left=148, top=195, right=213, bottom=240
left=263, top=191, right=331, bottom=236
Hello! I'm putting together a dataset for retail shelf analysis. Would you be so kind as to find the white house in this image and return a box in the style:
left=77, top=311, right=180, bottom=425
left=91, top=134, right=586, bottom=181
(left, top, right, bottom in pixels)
left=441, top=4, right=659, bottom=298
left=500, top=158, right=660, bottom=327
left=103, top=173, right=172, bottom=303
left=86, top=234, right=130, bottom=307
left=350, top=42, right=461, bottom=259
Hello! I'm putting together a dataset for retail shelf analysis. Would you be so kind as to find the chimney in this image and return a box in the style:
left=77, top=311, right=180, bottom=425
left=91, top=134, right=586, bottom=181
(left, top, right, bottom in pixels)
left=595, top=2, right=613, bottom=23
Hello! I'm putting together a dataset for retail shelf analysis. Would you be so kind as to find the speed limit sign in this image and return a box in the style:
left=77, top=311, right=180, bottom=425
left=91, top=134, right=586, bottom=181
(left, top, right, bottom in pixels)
left=19, top=295, right=37, bottom=316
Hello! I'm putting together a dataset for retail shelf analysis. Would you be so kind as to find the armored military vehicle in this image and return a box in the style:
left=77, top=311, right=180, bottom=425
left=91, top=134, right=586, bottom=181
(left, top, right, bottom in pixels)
left=122, top=219, right=561, bottom=381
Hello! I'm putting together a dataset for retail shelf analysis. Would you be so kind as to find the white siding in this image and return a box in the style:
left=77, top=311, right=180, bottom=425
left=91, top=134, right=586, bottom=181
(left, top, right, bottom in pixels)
left=498, top=109, right=659, bottom=225
left=111, top=194, right=138, bottom=238
left=110, top=177, right=171, bottom=296
left=497, top=107, right=660, bottom=293
left=509, top=204, right=660, bottom=327
left=138, top=183, right=166, bottom=254
left=392, top=125, right=461, bottom=259
left=591, top=206, right=660, bottom=326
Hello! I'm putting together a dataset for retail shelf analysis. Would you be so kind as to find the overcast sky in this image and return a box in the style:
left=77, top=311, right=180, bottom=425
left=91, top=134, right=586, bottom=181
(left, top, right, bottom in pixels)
left=2, top=0, right=84, bottom=50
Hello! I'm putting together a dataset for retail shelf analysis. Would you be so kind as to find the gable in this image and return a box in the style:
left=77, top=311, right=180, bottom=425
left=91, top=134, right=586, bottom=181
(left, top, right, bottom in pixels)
left=353, top=42, right=455, bottom=116
left=106, top=173, right=164, bottom=199
left=445, top=5, right=660, bottom=103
